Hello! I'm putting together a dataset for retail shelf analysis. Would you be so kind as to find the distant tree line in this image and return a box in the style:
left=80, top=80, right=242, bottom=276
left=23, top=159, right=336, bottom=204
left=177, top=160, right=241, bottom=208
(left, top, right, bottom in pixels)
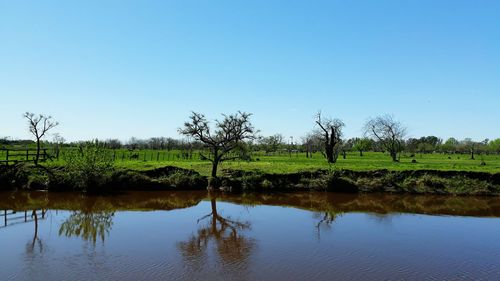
left=256, top=135, right=500, bottom=158
left=2, top=112, right=500, bottom=167
left=2, top=130, right=499, bottom=159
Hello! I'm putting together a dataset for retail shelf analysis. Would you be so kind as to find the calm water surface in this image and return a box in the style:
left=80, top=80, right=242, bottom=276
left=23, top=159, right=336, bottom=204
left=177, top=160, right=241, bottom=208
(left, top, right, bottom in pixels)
left=1, top=191, right=500, bottom=281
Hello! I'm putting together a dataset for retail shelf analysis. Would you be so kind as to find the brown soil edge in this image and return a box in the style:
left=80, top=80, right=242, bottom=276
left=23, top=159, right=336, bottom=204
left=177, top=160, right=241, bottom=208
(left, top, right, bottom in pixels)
left=1, top=164, right=499, bottom=196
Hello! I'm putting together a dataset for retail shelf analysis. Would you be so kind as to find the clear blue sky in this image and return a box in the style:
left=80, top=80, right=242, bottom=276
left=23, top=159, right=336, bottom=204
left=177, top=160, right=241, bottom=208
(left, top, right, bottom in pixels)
left=1, top=0, right=499, bottom=142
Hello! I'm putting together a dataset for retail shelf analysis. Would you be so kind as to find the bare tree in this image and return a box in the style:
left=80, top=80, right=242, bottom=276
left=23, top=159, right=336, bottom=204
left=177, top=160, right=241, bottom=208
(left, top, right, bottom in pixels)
left=364, top=115, right=406, bottom=162
left=301, top=133, right=323, bottom=158
left=24, top=112, right=59, bottom=165
left=52, top=133, right=66, bottom=159
left=103, top=139, right=122, bottom=149
left=179, top=111, right=256, bottom=183
left=315, top=112, right=344, bottom=164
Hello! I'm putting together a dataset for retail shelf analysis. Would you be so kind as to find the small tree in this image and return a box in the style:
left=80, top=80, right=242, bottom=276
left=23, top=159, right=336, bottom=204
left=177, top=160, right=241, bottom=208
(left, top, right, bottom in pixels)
left=63, top=140, right=115, bottom=190
left=352, top=138, right=372, bottom=157
left=315, top=112, right=344, bottom=164
left=179, top=111, right=256, bottom=183
left=52, top=133, right=66, bottom=160
left=364, top=115, right=406, bottom=162
left=24, top=112, right=59, bottom=165
left=462, top=138, right=478, bottom=160
left=441, top=137, right=459, bottom=153
left=489, top=139, right=500, bottom=154
left=259, top=134, right=284, bottom=155
left=301, top=133, right=322, bottom=158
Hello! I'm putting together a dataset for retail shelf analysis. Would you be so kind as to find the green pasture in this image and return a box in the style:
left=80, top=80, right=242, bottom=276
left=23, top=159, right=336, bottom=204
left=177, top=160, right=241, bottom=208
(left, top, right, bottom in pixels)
left=2, top=147, right=499, bottom=175
left=61, top=150, right=500, bottom=175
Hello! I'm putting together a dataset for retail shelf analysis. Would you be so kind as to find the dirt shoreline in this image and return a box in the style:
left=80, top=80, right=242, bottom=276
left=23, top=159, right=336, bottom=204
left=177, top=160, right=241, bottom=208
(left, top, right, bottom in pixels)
left=1, top=164, right=499, bottom=196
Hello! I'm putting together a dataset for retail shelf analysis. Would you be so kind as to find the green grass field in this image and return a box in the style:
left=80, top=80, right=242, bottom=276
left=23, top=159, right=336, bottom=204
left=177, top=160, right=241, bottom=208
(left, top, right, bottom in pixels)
left=3, top=147, right=499, bottom=176
left=115, top=151, right=500, bottom=175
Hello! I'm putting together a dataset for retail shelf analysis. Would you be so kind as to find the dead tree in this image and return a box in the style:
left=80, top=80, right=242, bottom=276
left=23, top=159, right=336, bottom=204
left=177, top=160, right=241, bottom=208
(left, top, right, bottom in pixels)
left=315, top=112, right=344, bottom=164
left=24, top=112, right=59, bottom=165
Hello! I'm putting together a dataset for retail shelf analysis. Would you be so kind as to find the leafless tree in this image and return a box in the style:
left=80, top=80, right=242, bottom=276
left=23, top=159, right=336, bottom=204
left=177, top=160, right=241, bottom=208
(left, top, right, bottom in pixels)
left=24, top=112, right=59, bottom=165
left=301, top=132, right=323, bottom=158
left=148, top=137, right=164, bottom=150
left=364, top=115, right=406, bottom=162
left=126, top=137, right=144, bottom=150
left=52, top=133, right=66, bottom=159
left=103, top=138, right=122, bottom=149
left=315, top=112, right=344, bottom=163
left=179, top=111, right=257, bottom=183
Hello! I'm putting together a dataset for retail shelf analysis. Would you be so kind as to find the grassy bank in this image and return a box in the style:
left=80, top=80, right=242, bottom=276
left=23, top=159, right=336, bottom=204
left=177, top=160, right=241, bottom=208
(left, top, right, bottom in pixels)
left=1, top=163, right=499, bottom=196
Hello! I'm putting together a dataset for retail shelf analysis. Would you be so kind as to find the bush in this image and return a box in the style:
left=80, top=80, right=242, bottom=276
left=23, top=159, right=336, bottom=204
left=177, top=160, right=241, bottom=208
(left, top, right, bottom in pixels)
left=63, top=141, right=115, bottom=191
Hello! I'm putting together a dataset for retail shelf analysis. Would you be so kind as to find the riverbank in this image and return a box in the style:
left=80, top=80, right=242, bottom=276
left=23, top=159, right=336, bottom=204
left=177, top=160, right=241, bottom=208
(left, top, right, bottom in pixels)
left=1, top=164, right=499, bottom=196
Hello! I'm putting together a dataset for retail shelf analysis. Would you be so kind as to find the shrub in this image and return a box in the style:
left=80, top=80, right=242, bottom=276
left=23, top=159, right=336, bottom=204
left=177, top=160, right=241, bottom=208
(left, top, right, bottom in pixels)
left=63, top=141, right=115, bottom=191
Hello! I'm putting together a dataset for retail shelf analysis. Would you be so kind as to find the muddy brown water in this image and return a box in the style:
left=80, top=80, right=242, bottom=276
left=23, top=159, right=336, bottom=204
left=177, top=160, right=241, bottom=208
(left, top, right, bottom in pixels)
left=1, top=191, right=500, bottom=281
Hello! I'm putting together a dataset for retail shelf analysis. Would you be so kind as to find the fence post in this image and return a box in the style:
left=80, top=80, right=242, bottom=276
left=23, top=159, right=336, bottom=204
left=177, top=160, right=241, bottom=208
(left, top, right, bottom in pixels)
left=157, top=152, right=160, bottom=161
left=5, top=150, right=9, bottom=165
left=26, top=149, right=29, bottom=161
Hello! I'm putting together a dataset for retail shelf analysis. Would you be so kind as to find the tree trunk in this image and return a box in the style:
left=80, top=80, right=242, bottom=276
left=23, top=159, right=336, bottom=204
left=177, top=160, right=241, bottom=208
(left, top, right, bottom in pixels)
left=324, top=135, right=334, bottom=163
left=471, top=150, right=475, bottom=160
left=35, top=138, right=41, bottom=165
left=325, top=148, right=334, bottom=163
left=32, top=210, right=38, bottom=247
left=208, top=159, right=220, bottom=190
left=359, top=150, right=363, bottom=157
left=390, top=151, right=398, bottom=162
left=210, top=197, right=218, bottom=231
left=211, top=160, right=219, bottom=178
left=211, top=197, right=217, bottom=216
left=211, top=149, right=220, bottom=178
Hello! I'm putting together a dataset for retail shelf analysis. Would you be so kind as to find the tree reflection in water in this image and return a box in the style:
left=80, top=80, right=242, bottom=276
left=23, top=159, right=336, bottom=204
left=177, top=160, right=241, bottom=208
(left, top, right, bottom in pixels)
left=178, top=193, right=255, bottom=273
left=59, top=210, right=114, bottom=244
left=311, top=194, right=344, bottom=239
left=26, top=209, right=46, bottom=255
